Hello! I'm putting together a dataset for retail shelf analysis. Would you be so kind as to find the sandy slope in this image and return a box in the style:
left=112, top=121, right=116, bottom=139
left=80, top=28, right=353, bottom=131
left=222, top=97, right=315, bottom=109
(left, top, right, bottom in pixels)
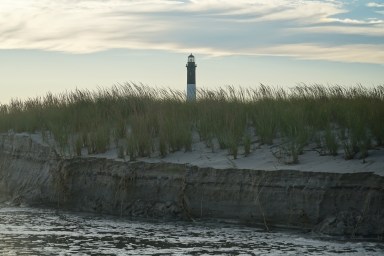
left=19, top=132, right=384, bottom=176
left=143, top=141, right=384, bottom=175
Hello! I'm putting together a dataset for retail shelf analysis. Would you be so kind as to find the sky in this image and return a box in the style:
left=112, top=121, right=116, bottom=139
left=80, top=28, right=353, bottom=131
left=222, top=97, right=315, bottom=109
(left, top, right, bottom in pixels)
left=0, top=0, right=383, bottom=103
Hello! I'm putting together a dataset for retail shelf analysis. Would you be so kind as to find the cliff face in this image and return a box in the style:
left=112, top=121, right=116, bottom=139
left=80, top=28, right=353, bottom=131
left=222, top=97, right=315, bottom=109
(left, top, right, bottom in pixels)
left=0, top=134, right=58, bottom=206
left=0, top=134, right=383, bottom=237
left=184, top=168, right=384, bottom=236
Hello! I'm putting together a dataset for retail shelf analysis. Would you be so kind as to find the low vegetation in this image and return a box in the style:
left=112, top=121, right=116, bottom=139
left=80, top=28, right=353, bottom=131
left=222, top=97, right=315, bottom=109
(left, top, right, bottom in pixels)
left=0, top=83, right=383, bottom=163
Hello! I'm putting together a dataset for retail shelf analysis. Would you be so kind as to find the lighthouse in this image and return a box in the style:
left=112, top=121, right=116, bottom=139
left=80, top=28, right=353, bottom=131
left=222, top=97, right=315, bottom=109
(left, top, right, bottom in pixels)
left=186, top=53, right=196, bottom=101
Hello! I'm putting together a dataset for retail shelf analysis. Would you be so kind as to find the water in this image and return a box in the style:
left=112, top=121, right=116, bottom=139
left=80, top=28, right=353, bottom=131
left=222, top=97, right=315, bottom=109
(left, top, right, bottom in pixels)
left=0, top=207, right=382, bottom=255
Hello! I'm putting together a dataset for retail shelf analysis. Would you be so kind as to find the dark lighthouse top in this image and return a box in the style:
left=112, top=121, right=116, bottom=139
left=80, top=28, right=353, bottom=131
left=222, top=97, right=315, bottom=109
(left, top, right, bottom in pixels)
left=186, top=54, right=196, bottom=85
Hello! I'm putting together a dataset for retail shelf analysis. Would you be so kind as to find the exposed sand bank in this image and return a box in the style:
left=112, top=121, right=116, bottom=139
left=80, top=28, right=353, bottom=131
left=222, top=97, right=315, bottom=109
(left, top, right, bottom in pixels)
left=1, top=132, right=384, bottom=237
left=13, top=131, right=384, bottom=176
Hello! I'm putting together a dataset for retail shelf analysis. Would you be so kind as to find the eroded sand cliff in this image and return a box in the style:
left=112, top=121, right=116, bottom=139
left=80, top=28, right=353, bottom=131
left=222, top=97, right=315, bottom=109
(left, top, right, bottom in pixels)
left=0, top=133, right=383, bottom=237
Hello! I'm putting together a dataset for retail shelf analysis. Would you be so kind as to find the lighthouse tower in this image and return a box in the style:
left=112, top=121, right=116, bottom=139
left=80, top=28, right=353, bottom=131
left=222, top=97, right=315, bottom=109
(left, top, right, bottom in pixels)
left=186, top=53, right=196, bottom=101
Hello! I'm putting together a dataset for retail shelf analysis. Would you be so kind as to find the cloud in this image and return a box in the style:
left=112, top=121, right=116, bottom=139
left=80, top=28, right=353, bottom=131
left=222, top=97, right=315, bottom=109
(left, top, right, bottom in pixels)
left=252, top=44, right=384, bottom=64
left=288, top=24, right=384, bottom=37
left=327, top=18, right=384, bottom=25
left=0, top=0, right=383, bottom=64
left=367, top=2, right=384, bottom=8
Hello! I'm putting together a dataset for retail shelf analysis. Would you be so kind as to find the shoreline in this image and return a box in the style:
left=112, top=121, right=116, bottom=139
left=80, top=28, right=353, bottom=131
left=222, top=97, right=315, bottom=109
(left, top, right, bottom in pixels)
left=1, top=205, right=382, bottom=243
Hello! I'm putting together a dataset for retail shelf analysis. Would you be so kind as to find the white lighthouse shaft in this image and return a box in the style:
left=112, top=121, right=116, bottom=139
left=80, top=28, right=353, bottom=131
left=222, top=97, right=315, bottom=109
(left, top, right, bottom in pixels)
left=187, top=84, right=196, bottom=101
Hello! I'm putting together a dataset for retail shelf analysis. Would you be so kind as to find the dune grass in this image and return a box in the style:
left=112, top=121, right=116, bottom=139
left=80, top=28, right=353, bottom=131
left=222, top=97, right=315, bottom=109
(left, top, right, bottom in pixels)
left=0, top=83, right=383, bottom=163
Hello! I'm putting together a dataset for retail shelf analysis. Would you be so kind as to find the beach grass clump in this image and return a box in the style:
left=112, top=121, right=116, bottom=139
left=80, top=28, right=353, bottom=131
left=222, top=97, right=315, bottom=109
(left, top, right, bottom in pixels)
left=196, top=87, right=248, bottom=159
left=279, top=108, right=311, bottom=164
left=243, top=132, right=252, bottom=157
left=323, top=126, right=339, bottom=156
left=249, top=85, right=285, bottom=145
left=0, top=83, right=383, bottom=163
left=251, top=101, right=278, bottom=145
left=126, top=113, right=155, bottom=158
left=157, top=100, right=193, bottom=154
